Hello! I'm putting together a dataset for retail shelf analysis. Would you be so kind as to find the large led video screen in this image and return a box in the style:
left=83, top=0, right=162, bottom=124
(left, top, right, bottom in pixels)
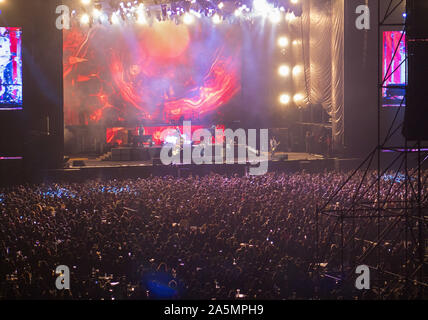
left=382, top=31, right=406, bottom=107
left=0, top=27, right=22, bottom=109
left=63, top=21, right=242, bottom=126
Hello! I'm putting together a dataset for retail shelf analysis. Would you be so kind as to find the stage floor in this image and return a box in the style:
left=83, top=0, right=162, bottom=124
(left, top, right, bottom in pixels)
left=67, top=152, right=326, bottom=168
left=46, top=153, right=363, bottom=182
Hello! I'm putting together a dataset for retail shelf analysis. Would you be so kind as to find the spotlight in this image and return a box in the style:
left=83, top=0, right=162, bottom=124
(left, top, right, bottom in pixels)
left=285, top=12, right=296, bottom=21
left=92, top=8, right=102, bottom=19
left=278, top=65, right=290, bottom=77
left=292, top=65, right=302, bottom=76
left=234, top=9, right=242, bottom=17
left=183, top=12, right=194, bottom=25
left=99, top=14, right=108, bottom=24
left=137, top=14, right=147, bottom=25
left=218, top=2, right=224, bottom=9
left=279, top=94, right=290, bottom=105
left=190, top=9, right=201, bottom=18
left=253, top=0, right=270, bottom=15
left=212, top=13, right=221, bottom=24
left=277, top=36, right=289, bottom=48
left=290, top=0, right=299, bottom=3
left=81, top=0, right=91, bottom=5
left=80, top=13, right=90, bottom=25
left=293, top=93, right=304, bottom=103
left=269, top=10, right=281, bottom=24
left=111, top=13, right=120, bottom=25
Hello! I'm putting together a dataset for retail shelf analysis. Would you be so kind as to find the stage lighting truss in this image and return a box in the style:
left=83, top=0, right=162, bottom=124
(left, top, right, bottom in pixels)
left=69, top=0, right=303, bottom=27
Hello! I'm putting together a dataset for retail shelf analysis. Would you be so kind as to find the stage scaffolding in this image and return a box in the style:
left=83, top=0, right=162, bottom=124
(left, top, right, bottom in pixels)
left=313, top=0, right=427, bottom=299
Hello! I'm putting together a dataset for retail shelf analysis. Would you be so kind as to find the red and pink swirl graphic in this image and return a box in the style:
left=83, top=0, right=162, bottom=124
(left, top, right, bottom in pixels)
left=63, top=21, right=242, bottom=126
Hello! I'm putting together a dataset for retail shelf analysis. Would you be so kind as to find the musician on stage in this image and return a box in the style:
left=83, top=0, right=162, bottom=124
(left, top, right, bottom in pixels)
left=171, top=126, right=184, bottom=159
left=270, top=136, right=280, bottom=159
left=138, top=125, right=145, bottom=137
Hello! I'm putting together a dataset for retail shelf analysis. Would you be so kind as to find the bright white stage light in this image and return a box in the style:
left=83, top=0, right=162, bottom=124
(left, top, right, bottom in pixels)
left=190, top=9, right=201, bottom=18
left=80, top=13, right=90, bottom=25
left=278, top=65, right=290, bottom=77
left=137, top=3, right=145, bottom=16
left=292, top=65, right=302, bottom=76
left=293, top=93, right=304, bottom=103
left=277, top=36, right=289, bottom=48
left=285, top=12, right=296, bottom=21
left=291, top=0, right=299, bottom=4
left=292, top=40, right=301, bottom=45
left=269, top=10, right=281, bottom=24
left=92, top=8, right=102, bottom=19
left=183, top=12, right=194, bottom=25
left=253, top=0, right=271, bottom=15
left=99, top=13, right=108, bottom=23
left=137, top=14, right=147, bottom=25
left=81, top=0, right=91, bottom=5
left=212, top=13, right=221, bottom=24
left=279, top=94, right=290, bottom=105
left=111, top=13, right=120, bottom=25
left=218, top=2, right=224, bottom=9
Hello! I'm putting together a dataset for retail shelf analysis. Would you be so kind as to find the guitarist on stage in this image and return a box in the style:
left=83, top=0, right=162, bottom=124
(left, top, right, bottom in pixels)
left=270, top=136, right=280, bottom=159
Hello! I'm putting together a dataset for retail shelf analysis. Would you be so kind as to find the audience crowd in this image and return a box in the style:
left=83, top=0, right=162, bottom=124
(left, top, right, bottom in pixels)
left=0, top=171, right=425, bottom=299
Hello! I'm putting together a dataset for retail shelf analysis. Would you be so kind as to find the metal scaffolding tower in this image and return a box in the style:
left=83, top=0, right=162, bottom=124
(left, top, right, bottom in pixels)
left=313, top=0, right=427, bottom=299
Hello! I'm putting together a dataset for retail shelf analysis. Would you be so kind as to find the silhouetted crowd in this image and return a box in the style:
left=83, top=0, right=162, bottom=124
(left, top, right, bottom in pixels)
left=0, top=171, right=425, bottom=299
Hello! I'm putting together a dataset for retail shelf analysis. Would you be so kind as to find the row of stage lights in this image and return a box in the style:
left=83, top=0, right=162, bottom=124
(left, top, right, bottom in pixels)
left=279, top=92, right=304, bottom=105
left=278, top=64, right=301, bottom=78
left=77, top=0, right=305, bottom=106
left=76, top=0, right=301, bottom=26
left=276, top=35, right=305, bottom=106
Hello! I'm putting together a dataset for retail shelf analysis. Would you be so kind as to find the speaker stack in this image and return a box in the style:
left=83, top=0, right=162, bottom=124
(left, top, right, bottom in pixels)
left=403, top=0, right=428, bottom=140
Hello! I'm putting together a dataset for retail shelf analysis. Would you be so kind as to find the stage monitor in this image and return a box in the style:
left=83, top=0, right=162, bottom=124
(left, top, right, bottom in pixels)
left=0, top=27, right=23, bottom=110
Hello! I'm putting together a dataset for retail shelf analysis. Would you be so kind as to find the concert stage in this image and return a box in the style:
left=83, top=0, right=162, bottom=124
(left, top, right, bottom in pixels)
left=71, top=151, right=323, bottom=167
left=42, top=152, right=361, bottom=182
